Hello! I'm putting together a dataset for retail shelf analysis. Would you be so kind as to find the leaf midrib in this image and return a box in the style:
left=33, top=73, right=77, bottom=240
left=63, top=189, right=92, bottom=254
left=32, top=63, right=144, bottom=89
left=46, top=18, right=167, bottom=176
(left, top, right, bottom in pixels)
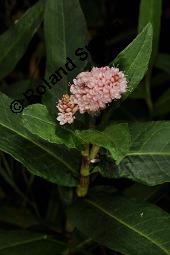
left=125, top=25, right=150, bottom=90
left=127, top=152, right=170, bottom=156
left=0, top=235, right=47, bottom=250
left=23, top=112, right=56, bottom=126
left=86, top=199, right=170, bottom=255
left=0, top=121, right=74, bottom=173
left=115, top=24, right=152, bottom=100
left=23, top=110, right=77, bottom=143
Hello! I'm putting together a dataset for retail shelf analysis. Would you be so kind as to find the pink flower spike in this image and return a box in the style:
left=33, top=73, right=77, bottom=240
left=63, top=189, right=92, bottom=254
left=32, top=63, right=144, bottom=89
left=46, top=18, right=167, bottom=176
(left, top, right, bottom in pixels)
left=70, top=66, right=128, bottom=114
left=56, top=94, right=78, bottom=125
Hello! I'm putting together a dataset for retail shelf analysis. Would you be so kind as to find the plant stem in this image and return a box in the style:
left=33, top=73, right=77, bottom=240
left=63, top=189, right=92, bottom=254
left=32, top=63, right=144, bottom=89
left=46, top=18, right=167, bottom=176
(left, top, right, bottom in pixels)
left=76, top=145, right=90, bottom=197
left=76, top=144, right=100, bottom=197
left=89, top=144, right=100, bottom=160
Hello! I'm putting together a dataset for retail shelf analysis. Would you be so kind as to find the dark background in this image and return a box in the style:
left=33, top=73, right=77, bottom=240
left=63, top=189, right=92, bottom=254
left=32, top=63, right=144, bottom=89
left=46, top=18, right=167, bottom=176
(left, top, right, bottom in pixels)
left=0, top=1, right=170, bottom=254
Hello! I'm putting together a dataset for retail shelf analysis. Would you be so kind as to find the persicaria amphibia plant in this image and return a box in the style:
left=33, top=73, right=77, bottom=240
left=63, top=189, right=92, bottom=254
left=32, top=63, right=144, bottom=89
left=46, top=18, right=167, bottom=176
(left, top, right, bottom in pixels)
left=0, top=0, right=170, bottom=254
left=56, top=66, right=128, bottom=197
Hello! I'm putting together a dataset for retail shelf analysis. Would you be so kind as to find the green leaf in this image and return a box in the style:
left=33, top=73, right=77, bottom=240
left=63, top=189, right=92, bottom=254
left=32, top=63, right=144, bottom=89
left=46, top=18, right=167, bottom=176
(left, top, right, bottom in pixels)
left=22, top=104, right=81, bottom=149
left=138, top=0, right=161, bottom=64
left=0, top=230, right=66, bottom=255
left=155, top=54, right=170, bottom=74
left=0, top=1, right=44, bottom=80
left=115, top=122, right=170, bottom=185
left=154, top=89, right=170, bottom=116
left=123, top=183, right=162, bottom=202
left=95, top=122, right=170, bottom=185
left=68, top=192, right=170, bottom=255
left=112, top=23, right=153, bottom=100
left=76, top=123, right=131, bottom=164
left=0, top=92, right=79, bottom=187
left=43, top=0, right=88, bottom=114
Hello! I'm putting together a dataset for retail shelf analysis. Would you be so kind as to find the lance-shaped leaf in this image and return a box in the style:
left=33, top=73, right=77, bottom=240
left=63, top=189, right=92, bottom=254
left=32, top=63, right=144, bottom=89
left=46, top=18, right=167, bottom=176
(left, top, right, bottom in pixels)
left=22, top=104, right=81, bottom=149
left=95, top=122, right=170, bottom=185
left=111, top=23, right=153, bottom=100
left=0, top=92, right=80, bottom=187
left=0, top=1, right=44, bottom=80
left=76, top=123, right=131, bottom=164
left=43, top=0, right=88, bottom=114
left=68, top=192, right=170, bottom=255
left=115, top=121, right=170, bottom=185
left=0, top=230, right=66, bottom=254
left=138, top=0, right=162, bottom=64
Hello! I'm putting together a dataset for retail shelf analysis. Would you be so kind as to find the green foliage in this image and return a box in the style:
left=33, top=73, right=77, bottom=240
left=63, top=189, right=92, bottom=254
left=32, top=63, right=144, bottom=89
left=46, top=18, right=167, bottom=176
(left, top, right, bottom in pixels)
left=22, top=103, right=79, bottom=148
left=0, top=93, right=79, bottom=187
left=43, top=0, right=88, bottom=114
left=68, top=191, right=170, bottom=255
left=116, top=122, right=170, bottom=185
left=0, top=1, right=44, bottom=80
left=138, top=0, right=162, bottom=116
left=94, top=122, right=170, bottom=185
left=113, top=23, right=153, bottom=99
left=76, top=123, right=131, bottom=164
left=0, top=231, right=66, bottom=255
left=138, top=0, right=162, bottom=64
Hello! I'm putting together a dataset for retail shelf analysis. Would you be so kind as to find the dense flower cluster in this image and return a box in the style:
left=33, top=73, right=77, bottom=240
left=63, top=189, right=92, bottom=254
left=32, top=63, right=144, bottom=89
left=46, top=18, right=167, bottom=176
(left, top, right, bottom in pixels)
left=56, top=94, right=78, bottom=125
left=56, top=66, right=127, bottom=125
